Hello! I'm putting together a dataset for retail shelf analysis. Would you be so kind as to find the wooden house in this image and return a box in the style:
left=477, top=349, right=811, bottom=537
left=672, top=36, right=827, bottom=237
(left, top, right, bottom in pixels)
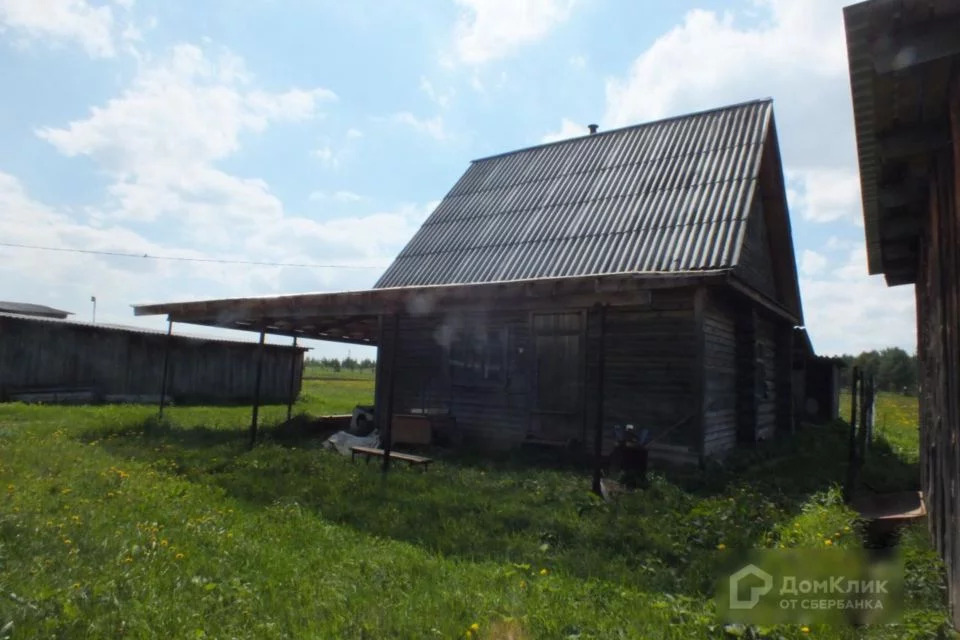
left=134, top=99, right=806, bottom=464
left=844, top=0, right=960, bottom=625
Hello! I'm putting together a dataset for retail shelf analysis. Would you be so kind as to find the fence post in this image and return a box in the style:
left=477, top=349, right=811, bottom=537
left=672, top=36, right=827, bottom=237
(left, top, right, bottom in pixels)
left=844, top=367, right=860, bottom=501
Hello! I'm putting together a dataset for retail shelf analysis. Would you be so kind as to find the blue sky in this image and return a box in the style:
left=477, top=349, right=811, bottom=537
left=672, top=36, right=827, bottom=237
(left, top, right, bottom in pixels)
left=0, top=0, right=916, bottom=358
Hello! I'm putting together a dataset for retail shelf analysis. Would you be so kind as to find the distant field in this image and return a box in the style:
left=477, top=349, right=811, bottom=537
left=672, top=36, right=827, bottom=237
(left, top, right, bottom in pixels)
left=0, top=385, right=951, bottom=638
left=839, top=391, right=920, bottom=461
left=302, top=364, right=375, bottom=382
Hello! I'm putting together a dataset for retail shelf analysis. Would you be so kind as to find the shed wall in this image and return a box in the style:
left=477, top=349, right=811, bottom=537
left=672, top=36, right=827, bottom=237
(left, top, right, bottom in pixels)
left=0, top=317, right=303, bottom=403
left=916, top=86, right=960, bottom=625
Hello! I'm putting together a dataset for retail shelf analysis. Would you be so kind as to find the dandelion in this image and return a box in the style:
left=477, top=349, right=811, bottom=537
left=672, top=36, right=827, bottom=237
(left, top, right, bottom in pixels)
left=539, top=568, right=548, bottom=576
left=175, top=553, right=185, bottom=560
left=124, top=556, right=133, bottom=563
left=716, top=543, right=726, bottom=550
left=63, top=538, right=72, bottom=545
left=801, top=626, right=810, bottom=633
left=824, top=539, right=833, bottom=546
left=470, top=623, right=479, bottom=632
left=160, top=539, right=169, bottom=547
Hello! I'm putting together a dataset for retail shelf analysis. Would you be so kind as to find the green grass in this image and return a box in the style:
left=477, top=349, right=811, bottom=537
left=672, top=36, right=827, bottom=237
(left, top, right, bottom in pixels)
left=0, top=385, right=953, bottom=639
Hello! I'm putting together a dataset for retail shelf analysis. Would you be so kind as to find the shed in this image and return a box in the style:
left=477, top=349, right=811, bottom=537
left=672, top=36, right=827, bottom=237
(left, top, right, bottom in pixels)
left=844, top=0, right=960, bottom=626
left=134, top=99, right=806, bottom=465
left=0, top=312, right=305, bottom=404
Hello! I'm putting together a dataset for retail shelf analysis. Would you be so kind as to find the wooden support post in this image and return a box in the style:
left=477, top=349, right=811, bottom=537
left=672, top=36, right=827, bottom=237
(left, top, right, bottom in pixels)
left=249, top=330, right=266, bottom=449
left=158, top=318, right=173, bottom=419
left=286, top=336, right=299, bottom=422
left=381, top=314, right=400, bottom=474
left=693, top=287, right=706, bottom=464
left=591, top=303, right=607, bottom=496
left=844, top=367, right=860, bottom=502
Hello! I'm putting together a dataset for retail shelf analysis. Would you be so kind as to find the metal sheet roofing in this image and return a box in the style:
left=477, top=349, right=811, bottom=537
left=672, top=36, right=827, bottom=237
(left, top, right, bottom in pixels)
left=0, top=312, right=307, bottom=350
left=376, top=99, right=773, bottom=288
left=0, top=301, right=72, bottom=318
left=844, top=0, right=960, bottom=282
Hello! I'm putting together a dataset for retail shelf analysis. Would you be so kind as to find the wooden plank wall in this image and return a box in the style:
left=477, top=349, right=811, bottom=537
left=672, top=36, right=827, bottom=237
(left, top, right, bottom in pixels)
left=0, top=317, right=303, bottom=403
left=916, top=79, right=960, bottom=627
left=588, top=289, right=699, bottom=464
left=736, top=199, right=779, bottom=301
left=380, top=310, right=531, bottom=448
left=755, top=316, right=779, bottom=440
left=702, top=290, right=739, bottom=457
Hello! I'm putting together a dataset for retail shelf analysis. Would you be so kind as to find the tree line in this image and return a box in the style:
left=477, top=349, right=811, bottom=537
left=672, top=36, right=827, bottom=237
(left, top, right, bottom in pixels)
left=306, top=356, right=376, bottom=372
left=837, top=347, right=918, bottom=395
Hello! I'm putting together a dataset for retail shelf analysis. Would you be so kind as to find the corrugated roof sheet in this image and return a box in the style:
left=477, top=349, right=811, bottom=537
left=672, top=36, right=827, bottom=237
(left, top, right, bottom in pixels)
left=0, top=312, right=307, bottom=350
left=0, top=301, right=72, bottom=318
left=376, top=100, right=773, bottom=288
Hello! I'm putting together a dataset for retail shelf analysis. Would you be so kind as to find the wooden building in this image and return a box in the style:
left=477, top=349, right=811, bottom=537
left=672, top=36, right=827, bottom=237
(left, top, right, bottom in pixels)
left=0, top=312, right=305, bottom=404
left=845, top=0, right=960, bottom=626
left=134, top=99, right=807, bottom=464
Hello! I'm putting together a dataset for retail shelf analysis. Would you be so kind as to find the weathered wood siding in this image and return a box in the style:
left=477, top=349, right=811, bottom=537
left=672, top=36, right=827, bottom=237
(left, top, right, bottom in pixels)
left=736, top=200, right=778, bottom=301
left=916, top=82, right=960, bottom=626
left=0, top=316, right=303, bottom=403
left=756, top=316, right=779, bottom=440
left=586, top=289, right=699, bottom=464
left=702, top=290, right=739, bottom=457
left=379, top=310, right=531, bottom=448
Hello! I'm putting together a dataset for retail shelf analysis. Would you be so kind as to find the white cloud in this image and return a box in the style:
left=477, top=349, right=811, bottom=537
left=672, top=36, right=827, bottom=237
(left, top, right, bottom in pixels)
left=0, top=0, right=117, bottom=57
left=787, top=168, right=862, bottom=224
left=312, top=145, right=340, bottom=169
left=541, top=117, right=588, bottom=143
left=800, top=248, right=916, bottom=355
left=37, top=43, right=336, bottom=236
left=388, top=111, right=448, bottom=141
left=800, top=249, right=828, bottom=276
left=604, top=1, right=848, bottom=127
left=420, top=76, right=454, bottom=108
left=451, top=0, right=576, bottom=65
left=309, top=190, right=365, bottom=203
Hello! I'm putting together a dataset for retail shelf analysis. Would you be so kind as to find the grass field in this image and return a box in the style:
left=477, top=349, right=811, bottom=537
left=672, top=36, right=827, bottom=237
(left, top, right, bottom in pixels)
left=0, top=385, right=953, bottom=638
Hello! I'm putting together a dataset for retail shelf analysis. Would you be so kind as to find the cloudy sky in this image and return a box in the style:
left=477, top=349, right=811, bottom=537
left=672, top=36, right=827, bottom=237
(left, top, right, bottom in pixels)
left=0, top=0, right=916, bottom=358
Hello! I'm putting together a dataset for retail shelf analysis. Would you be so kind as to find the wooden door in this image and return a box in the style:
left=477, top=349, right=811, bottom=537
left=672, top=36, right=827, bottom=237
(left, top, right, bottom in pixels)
left=529, top=312, right=584, bottom=443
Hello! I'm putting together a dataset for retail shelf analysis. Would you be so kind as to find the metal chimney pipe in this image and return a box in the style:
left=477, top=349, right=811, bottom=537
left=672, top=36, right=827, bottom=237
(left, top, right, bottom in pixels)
left=588, top=124, right=599, bottom=135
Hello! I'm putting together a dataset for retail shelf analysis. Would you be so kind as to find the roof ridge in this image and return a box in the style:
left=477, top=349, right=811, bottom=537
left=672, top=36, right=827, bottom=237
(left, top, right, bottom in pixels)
left=471, top=98, right=773, bottom=163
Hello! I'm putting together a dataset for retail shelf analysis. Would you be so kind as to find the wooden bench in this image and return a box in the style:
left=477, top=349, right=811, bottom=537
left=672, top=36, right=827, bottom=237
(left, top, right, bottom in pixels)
left=349, top=445, right=434, bottom=470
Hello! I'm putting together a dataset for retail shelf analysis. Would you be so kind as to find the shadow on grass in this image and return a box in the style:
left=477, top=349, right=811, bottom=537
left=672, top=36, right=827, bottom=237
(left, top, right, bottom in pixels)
left=87, top=414, right=920, bottom=597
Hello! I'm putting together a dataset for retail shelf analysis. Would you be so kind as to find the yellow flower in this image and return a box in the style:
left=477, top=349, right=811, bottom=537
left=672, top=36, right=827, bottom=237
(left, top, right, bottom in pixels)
left=801, top=626, right=810, bottom=633
left=175, top=553, right=185, bottom=560
left=465, top=632, right=472, bottom=639
left=824, top=539, right=833, bottom=546
left=63, top=538, right=72, bottom=545
left=160, top=539, right=169, bottom=547
left=124, top=556, right=133, bottom=563
left=843, top=526, right=851, bottom=532
left=470, top=623, right=480, bottom=632
left=716, top=543, right=726, bottom=550
left=539, top=568, right=549, bottom=576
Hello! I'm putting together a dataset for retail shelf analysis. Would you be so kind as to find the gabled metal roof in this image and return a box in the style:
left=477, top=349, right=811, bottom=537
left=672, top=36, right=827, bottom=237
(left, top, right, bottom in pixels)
left=376, top=100, right=774, bottom=288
